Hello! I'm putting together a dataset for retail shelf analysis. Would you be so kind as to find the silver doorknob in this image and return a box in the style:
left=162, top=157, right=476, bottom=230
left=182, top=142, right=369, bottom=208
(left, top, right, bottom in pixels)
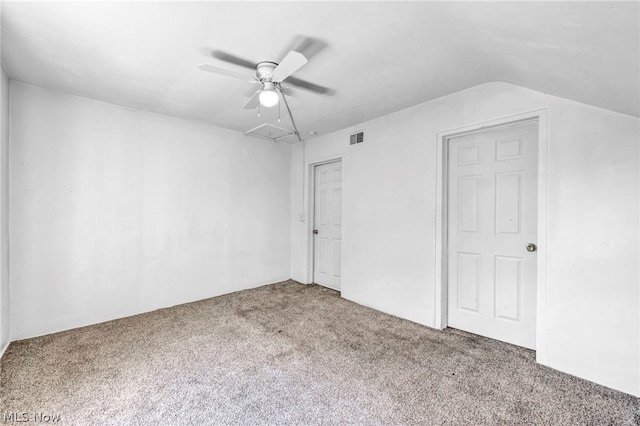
left=526, top=243, right=537, bottom=252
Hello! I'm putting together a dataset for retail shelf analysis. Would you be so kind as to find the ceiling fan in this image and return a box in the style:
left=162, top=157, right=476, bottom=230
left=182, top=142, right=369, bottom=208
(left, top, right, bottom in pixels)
left=198, top=37, right=332, bottom=110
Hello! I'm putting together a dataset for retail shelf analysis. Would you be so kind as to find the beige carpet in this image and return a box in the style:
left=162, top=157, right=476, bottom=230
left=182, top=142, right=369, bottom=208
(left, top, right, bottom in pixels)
left=1, top=280, right=638, bottom=425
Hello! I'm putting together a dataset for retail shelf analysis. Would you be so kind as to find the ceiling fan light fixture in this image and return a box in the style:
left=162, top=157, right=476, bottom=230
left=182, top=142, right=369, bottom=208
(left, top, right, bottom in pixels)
left=259, top=86, right=279, bottom=108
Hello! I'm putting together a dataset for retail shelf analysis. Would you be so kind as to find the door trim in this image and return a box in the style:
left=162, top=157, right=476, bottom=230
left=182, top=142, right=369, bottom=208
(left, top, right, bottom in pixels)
left=434, top=109, right=548, bottom=362
left=305, top=157, right=343, bottom=288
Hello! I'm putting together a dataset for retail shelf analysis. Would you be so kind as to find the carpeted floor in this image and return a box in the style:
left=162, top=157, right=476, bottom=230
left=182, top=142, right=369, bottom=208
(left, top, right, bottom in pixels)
left=1, top=280, right=638, bottom=425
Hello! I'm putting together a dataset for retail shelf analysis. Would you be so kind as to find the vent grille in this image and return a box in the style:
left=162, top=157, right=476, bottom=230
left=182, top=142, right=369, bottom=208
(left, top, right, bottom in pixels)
left=349, top=131, right=365, bottom=145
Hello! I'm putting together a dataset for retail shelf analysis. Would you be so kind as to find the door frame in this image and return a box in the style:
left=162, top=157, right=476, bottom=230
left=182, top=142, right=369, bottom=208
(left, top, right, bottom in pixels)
left=434, top=109, right=548, bottom=361
left=305, top=156, right=343, bottom=288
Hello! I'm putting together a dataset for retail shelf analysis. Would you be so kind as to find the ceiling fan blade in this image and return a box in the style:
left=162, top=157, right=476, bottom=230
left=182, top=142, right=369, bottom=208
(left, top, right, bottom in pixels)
left=272, top=51, right=308, bottom=82
left=243, top=90, right=261, bottom=109
left=284, top=75, right=334, bottom=95
left=279, top=35, right=328, bottom=62
left=244, top=84, right=260, bottom=98
left=282, top=86, right=324, bottom=106
left=280, top=86, right=295, bottom=97
left=198, top=64, right=258, bottom=83
left=211, top=50, right=256, bottom=70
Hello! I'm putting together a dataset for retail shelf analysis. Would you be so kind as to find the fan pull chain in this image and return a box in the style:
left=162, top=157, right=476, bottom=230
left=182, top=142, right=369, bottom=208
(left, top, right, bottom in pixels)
left=257, top=102, right=261, bottom=118
left=278, top=99, right=281, bottom=123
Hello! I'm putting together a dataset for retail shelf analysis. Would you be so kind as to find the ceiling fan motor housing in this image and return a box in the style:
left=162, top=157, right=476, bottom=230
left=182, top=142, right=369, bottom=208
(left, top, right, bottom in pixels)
left=256, top=61, right=278, bottom=81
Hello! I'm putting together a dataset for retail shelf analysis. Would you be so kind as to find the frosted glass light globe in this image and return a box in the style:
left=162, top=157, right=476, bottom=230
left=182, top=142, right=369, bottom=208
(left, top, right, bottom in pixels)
left=259, top=89, right=279, bottom=108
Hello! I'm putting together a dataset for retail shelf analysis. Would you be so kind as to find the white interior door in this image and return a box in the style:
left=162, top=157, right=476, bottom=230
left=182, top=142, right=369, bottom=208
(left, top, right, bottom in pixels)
left=447, top=121, right=538, bottom=349
left=313, top=161, right=342, bottom=290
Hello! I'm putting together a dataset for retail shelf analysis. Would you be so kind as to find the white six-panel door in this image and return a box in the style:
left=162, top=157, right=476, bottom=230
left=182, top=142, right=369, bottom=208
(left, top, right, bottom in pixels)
left=447, top=121, right=538, bottom=349
left=313, top=161, right=342, bottom=290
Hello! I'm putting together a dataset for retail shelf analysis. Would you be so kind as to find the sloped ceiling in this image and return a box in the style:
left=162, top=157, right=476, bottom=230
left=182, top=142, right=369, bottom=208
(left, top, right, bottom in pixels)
left=1, top=1, right=638, bottom=141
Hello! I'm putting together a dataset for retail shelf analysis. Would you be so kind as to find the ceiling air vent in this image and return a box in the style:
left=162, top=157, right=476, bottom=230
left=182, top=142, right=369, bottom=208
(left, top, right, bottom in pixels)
left=349, top=130, right=364, bottom=145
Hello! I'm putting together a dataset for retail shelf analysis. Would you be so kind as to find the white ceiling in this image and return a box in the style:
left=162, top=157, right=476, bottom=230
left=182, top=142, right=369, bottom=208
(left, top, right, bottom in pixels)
left=2, top=1, right=638, bottom=142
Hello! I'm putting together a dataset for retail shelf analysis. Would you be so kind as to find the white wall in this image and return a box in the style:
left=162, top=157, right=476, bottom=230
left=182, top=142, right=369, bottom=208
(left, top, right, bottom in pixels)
left=0, top=65, right=10, bottom=355
left=543, top=102, right=638, bottom=396
left=291, top=82, right=639, bottom=396
left=10, top=81, right=292, bottom=339
left=5, top=77, right=638, bottom=396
